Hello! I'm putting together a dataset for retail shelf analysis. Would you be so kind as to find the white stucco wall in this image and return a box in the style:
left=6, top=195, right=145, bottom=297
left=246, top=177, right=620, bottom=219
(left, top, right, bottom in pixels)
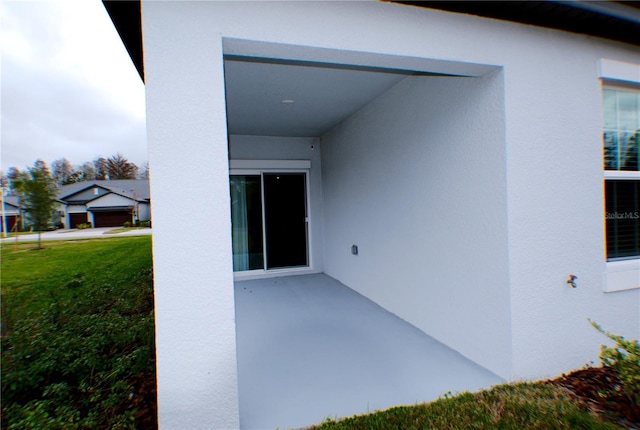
left=67, top=204, right=87, bottom=213
left=138, top=203, right=151, bottom=222
left=321, top=72, right=511, bottom=378
left=142, top=0, right=640, bottom=426
left=142, top=3, right=239, bottom=429
left=85, top=193, right=136, bottom=208
left=228, top=135, right=324, bottom=275
left=66, top=186, right=107, bottom=201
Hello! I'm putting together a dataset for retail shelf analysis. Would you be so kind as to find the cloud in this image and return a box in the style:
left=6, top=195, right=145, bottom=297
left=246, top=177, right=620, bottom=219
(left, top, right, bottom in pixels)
left=0, top=0, right=147, bottom=173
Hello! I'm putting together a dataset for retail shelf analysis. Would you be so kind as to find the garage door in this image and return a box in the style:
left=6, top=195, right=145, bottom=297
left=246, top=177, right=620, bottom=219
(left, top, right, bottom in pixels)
left=93, top=211, right=132, bottom=228
left=69, top=213, right=88, bottom=228
left=1, top=215, right=18, bottom=232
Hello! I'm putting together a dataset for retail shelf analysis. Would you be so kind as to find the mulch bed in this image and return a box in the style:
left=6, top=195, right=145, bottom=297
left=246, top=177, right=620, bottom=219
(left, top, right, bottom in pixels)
left=548, top=366, right=640, bottom=429
left=129, top=370, right=158, bottom=429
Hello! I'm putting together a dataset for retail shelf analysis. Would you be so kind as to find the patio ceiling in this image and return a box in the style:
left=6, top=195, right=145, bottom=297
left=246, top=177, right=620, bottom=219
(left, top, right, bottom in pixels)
left=223, top=58, right=414, bottom=137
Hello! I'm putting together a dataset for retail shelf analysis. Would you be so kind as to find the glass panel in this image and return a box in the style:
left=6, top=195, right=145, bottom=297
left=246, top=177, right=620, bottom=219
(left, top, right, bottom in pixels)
left=603, top=88, right=640, bottom=172
left=263, top=173, right=308, bottom=269
left=605, top=180, right=640, bottom=260
left=230, top=175, right=264, bottom=271
left=603, top=89, right=617, bottom=130
left=603, top=131, right=618, bottom=170
left=619, top=131, right=639, bottom=171
left=618, top=90, right=639, bottom=131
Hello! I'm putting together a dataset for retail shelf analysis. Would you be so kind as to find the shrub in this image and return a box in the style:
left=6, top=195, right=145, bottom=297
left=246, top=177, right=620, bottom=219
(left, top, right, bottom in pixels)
left=590, top=319, right=640, bottom=407
left=123, top=221, right=131, bottom=228
left=139, top=220, right=151, bottom=228
left=76, top=222, right=92, bottom=230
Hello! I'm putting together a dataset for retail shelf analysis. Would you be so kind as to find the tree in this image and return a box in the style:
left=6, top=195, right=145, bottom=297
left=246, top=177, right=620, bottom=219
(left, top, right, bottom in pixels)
left=107, top=153, right=138, bottom=180
left=6, top=167, right=21, bottom=182
left=79, top=162, right=96, bottom=181
left=6, top=167, right=22, bottom=194
left=94, top=157, right=109, bottom=180
left=138, top=162, right=150, bottom=180
left=66, top=170, right=83, bottom=184
left=13, top=160, right=58, bottom=249
left=51, top=158, right=74, bottom=185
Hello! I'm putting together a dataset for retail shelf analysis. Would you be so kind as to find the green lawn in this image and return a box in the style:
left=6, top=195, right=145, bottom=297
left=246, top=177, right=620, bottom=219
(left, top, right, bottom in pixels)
left=1, top=237, right=152, bottom=323
left=1, top=236, right=156, bottom=429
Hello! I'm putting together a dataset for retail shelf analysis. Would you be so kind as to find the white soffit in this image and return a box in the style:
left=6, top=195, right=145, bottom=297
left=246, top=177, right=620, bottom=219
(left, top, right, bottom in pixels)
left=224, top=59, right=409, bottom=137
left=223, top=40, right=497, bottom=138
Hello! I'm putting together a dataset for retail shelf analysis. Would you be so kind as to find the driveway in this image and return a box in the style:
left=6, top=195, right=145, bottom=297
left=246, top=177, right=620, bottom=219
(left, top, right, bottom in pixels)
left=0, top=227, right=152, bottom=243
left=235, top=274, right=503, bottom=429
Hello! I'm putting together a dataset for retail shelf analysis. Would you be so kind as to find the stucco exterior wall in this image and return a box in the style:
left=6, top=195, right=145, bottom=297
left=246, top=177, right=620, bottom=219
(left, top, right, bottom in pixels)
left=228, top=135, right=324, bottom=274
left=67, top=204, right=87, bottom=213
left=142, top=0, right=640, bottom=427
left=65, top=186, right=107, bottom=202
left=85, top=193, right=135, bottom=208
left=142, top=4, right=239, bottom=429
left=138, top=203, right=151, bottom=221
left=321, top=72, right=511, bottom=378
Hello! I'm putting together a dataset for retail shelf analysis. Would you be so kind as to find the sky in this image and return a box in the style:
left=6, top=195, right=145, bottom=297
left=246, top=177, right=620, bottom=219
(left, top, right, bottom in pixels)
left=0, top=0, right=147, bottom=174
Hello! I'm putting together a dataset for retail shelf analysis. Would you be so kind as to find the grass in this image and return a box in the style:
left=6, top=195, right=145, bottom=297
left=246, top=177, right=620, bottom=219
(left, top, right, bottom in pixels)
left=311, top=383, right=624, bottom=430
left=1, top=237, right=152, bottom=325
left=1, top=236, right=156, bottom=429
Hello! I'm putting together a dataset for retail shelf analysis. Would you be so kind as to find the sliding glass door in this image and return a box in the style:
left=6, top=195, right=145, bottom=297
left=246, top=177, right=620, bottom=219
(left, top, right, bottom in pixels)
left=230, top=172, right=308, bottom=273
left=230, top=175, right=264, bottom=271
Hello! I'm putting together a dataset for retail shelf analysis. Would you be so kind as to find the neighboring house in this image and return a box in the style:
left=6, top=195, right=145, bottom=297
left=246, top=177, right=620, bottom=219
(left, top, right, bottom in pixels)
left=0, top=196, right=22, bottom=233
left=2, top=195, right=62, bottom=232
left=58, top=180, right=150, bottom=228
left=105, top=1, right=639, bottom=428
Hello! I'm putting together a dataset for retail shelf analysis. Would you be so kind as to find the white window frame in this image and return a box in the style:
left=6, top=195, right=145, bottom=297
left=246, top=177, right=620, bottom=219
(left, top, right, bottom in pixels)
left=599, top=59, right=640, bottom=292
left=230, top=160, right=314, bottom=280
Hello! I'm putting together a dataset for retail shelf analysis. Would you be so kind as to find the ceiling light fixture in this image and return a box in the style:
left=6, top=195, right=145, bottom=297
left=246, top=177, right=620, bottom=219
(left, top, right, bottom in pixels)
left=281, top=99, right=295, bottom=104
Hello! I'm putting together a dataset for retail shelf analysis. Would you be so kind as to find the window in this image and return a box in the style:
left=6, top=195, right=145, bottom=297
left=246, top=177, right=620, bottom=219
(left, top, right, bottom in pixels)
left=603, top=86, right=640, bottom=261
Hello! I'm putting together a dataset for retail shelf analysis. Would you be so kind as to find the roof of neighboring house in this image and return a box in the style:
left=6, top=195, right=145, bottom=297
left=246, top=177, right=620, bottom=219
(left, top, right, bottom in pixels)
left=3, top=196, right=21, bottom=208
left=58, top=180, right=150, bottom=203
left=1, top=196, right=21, bottom=212
left=103, top=0, right=640, bottom=84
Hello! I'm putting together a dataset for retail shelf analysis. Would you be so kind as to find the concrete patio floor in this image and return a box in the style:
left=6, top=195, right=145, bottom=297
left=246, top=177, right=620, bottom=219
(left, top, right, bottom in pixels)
left=235, top=274, right=504, bottom=430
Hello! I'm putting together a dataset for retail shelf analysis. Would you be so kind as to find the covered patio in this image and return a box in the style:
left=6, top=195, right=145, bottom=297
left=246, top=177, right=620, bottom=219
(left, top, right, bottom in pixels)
left=235, top=274, right=504, bottom=429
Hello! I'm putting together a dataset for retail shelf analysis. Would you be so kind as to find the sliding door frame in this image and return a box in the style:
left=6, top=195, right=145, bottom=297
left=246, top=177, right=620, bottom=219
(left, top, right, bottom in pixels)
left=230, top=160, right=313, bottom=280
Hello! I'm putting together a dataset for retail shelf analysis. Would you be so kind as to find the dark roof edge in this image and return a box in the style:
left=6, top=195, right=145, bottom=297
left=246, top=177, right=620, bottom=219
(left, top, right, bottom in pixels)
left=390, top=1, right=640, bottom=46
left=102, top=0, right=144, bottom=81
left=103, top=0, right=640, bottom=82
left=562, top=1, right=640, bottom=23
